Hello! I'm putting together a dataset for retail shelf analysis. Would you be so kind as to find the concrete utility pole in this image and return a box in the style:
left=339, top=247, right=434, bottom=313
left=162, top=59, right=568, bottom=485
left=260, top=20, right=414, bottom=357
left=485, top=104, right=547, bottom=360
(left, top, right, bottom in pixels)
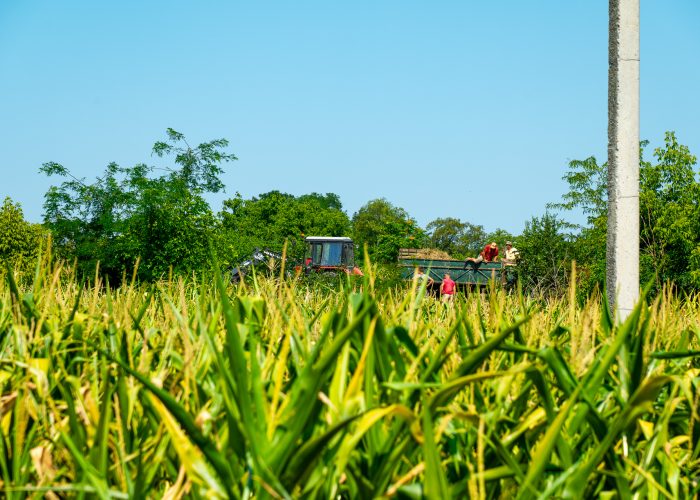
left=607, top=0, right=640, bottom=320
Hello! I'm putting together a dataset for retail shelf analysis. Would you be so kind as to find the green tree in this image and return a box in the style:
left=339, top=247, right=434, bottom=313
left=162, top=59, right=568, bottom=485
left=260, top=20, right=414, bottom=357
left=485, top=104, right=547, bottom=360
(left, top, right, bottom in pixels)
left=485, top=228, right=515, bottom=252
left=639, top=132, right=700, bottom=289
left=352, top=198, right=427, bottom=263
left=219, top=191, right=351, bottom=263
left=426, top=217, right=514, bottom=260
left=551, top=131, right=700, bottom=294
left=516, top=213, right=574, bottom=295
left=40, top=129, right=236, bottom=281
left=547, top=155, right=608, bottom=295
left=426, top=218, right=487, bottom=259
left=0, top=197, right=45, bottom=277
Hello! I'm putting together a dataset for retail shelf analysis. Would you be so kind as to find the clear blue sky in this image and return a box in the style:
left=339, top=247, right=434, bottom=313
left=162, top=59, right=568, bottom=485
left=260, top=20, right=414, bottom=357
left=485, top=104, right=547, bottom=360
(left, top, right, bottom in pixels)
left=1, top=1, right=698, bottom=234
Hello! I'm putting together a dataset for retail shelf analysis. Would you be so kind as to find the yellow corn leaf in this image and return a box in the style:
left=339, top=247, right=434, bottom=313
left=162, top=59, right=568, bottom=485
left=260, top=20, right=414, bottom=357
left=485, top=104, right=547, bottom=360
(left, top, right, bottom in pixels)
left=334, top=404, right=414, bottom=478
left=149, top=394, right=227, bottom=499
left=344, top=318, right=377, bottom=404
left=28, top=358, right=49, bottom=398
left=30, top=445, right=56, bottom=483
left=328, top=343, right=351, bottom=415
left=638, top=419, right=654, bottom=440
left=0, top=391, right=18, bottom=435
left=502, top=407, right=547, bottom=446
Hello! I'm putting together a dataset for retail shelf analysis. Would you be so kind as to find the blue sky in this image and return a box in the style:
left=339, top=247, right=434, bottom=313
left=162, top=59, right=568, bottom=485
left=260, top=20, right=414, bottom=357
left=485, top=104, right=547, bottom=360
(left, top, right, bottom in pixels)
left=1, top=1, right=698, bottom=234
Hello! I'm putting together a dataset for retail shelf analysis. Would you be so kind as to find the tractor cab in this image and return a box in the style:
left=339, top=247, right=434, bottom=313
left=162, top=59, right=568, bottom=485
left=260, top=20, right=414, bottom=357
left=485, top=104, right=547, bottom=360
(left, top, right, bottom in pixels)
left=304, top=237, right=361, bottom=275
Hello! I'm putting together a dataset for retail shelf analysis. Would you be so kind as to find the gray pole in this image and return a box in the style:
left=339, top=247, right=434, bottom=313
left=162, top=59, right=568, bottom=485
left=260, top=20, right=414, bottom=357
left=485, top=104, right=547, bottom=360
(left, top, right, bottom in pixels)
left=607, top=0, right=640, bottom=320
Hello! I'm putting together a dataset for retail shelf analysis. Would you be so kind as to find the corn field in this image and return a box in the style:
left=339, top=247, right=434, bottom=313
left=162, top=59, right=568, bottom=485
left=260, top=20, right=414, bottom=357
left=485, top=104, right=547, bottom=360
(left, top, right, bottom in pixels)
left=1, top=258, right=700, bottom=499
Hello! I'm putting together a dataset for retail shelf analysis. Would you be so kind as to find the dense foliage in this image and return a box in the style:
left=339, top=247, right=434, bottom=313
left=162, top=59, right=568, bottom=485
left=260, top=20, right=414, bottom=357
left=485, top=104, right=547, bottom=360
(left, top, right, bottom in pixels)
left=1, top=262, right=699, bottom=497
left=220, top=191, right=351, bottom=263
left=552, top=131, right=700, bottom=295
left=39, top=129, right=236, bottom=282
left=515, top=213, right=575, bottom=296
left=426, top=217, right=487, bottom=259
left=0, top=129, right=696, bottom=295
left=2, top=129, right=700, bottom=498
left=352, top=198, right=428, bottom=263
left=0, top=197, right=45, bottom=280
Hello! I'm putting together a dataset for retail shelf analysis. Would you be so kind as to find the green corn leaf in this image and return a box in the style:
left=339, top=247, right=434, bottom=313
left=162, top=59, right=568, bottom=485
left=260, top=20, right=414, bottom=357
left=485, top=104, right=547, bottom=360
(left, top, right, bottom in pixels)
left=562, top=375, right=674, bottom=498
left=416, top=308, right=472, bottom=387
left=89, top=364, right=113, bottom=477
left=247, top=333, right=269, bottom=450
left=149, top=393, right=228, bottom=498
left=422, top=408, right=450, bottom=500
left=451, top=315, right=531, bottom=380
left=100, top=349, right=238, bottom=497
left=334, top=405, right=415, bottom=480
left=516, top=385, right=583, bottom=499
left=267, top=298, right=374, bottom=475
left=429, top=369, right=528, bottom=413
left=280, top=415, right=360, bottom=490
left=215, top=268, right=290, bottom=497
left=486, top=433, right=525, bottom=481
left=60, top=432, right=111, bottom=500
left=650, top=350, right=700, bottom=359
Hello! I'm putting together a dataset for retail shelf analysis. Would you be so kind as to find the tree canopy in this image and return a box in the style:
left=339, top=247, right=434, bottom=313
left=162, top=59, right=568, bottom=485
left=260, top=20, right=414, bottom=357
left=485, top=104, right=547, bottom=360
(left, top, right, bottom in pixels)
left=40, top=129, right=236, bottom=281
left=552, top=131, right=700, bottom=294
left=426, top=218, right=485, bottom=259
left=219, top=191, right=351, bottom=262
left=0, top=197, right=45, bottom=278
left=26, top=128, right=698, bottom=295
left=352, top=198, right=427, bottom=263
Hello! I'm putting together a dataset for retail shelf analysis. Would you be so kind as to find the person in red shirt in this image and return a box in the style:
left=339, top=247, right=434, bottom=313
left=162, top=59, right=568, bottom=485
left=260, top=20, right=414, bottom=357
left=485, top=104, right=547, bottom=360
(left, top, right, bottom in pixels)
left=440, top=273, right=456, bottom=303
left=465, top=242, right=499, bottom=269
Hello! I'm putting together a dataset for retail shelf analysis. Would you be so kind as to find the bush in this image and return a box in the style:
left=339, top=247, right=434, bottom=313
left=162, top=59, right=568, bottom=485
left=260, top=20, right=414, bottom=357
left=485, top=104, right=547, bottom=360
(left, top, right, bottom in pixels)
left=0, top=197, right=45, bottom=279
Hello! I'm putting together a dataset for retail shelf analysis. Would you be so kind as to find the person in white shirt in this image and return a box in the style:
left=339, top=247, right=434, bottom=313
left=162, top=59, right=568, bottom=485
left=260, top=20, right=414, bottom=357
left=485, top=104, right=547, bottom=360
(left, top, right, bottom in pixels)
left=502, top=241, right=519, bottom=288
left=415, top=267, right=435, bottom=286
left=503, top=241, right=519, bottom=266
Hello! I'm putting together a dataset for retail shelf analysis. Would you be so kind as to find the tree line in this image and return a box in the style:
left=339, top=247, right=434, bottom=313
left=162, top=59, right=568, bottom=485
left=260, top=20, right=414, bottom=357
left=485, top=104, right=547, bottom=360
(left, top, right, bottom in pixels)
left=2, top=129, right=698, bottom=296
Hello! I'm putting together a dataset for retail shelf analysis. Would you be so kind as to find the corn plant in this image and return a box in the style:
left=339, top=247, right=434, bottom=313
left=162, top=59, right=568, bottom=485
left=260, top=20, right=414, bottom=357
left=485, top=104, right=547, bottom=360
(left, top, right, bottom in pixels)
left=1, top=258, right=699, bottom=498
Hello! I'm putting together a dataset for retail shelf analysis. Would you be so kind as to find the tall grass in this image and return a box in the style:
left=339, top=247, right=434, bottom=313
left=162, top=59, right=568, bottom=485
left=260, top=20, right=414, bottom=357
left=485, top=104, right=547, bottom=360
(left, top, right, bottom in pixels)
left=1, top=257, right=699, bottom=498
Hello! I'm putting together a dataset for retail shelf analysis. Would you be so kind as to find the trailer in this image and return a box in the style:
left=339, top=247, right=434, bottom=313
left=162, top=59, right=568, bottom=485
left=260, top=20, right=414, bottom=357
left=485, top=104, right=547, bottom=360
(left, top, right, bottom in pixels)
left=398, top=248, right=504, bottom=286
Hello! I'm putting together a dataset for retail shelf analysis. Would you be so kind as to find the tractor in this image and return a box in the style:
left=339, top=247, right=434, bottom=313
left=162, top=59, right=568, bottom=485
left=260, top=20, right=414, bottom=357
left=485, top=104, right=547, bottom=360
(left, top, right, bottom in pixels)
left=303, top=236, right=363, bottom=276
left=230, top=236, right=362, bottom=283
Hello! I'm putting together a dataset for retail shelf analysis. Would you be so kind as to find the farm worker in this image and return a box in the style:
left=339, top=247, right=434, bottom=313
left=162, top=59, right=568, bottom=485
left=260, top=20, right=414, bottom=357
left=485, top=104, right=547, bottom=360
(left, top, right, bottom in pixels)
left=464, top=242, right=499, bottom=269
left=502, top=241, right=519, bottom=288
left=503, top=241, right=519, bottom=266
left=440, top=273, right=456, bottom=303
left=415, top=267, right=435, bottom=286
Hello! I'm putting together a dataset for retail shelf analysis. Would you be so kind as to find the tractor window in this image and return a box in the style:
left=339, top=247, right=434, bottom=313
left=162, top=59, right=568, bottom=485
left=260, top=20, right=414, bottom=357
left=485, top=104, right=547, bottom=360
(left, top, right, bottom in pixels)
left=321, top=242, right=343, bottom=266
left=311, top=244, right=323, bottom=265
left=343, top=244, right=354, bottom=267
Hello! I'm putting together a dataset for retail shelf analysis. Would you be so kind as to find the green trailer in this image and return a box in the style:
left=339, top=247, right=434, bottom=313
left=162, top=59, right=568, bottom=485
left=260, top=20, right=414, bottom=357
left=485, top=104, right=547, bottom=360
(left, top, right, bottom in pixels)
left=398, top=249, right=505, bottom=286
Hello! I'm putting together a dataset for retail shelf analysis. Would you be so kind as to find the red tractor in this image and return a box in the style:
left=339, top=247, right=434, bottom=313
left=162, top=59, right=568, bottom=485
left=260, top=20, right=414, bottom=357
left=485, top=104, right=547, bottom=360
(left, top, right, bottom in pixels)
left=303, top=236, right=363, bottom=276
left=230, top=236, right=362, bottom=283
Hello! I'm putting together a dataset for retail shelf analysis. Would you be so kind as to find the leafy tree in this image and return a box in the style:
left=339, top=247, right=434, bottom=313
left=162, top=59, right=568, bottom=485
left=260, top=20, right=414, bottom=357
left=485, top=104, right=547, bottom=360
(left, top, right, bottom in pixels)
left=219, top=191, right=351, bottom=263
left=352, top=198, right=427, bottom=263
left=485, top=228, right=515, bottom=252
left=639, top=132, right=700, bottom=290
left=426, top=218, right=486, bottom=259
left=516, top=213, right=574, bottom=295
left=551, top=131, right=700, bottom=294
left=0, top=197, right=45, bottom=277
left=40, top=129, right=236, bottom=281
left=547, top=155, right=608, bottom=295
left=426, top=217, right=513, bottom=260
left=374, top=219, right=427, bottom=263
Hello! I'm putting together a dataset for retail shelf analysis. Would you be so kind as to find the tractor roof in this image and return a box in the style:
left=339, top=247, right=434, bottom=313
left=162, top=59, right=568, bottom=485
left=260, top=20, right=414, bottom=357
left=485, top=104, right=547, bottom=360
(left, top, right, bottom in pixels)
left=305, top=236, right=353, bottom=242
